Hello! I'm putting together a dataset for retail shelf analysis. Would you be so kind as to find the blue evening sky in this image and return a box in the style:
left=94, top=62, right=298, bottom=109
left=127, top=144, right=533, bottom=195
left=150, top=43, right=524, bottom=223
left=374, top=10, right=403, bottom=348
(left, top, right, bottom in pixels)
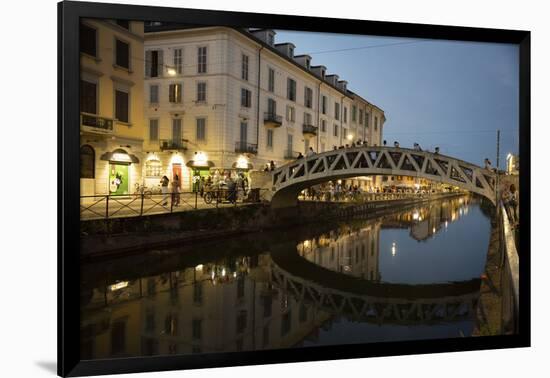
left=275, top=30, right=519, bottom=166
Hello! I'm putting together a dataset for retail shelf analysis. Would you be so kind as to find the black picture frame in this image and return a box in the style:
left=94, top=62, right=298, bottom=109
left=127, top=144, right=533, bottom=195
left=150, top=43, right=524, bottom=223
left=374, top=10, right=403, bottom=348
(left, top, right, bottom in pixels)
left=58, top=1, right=531, bottom=376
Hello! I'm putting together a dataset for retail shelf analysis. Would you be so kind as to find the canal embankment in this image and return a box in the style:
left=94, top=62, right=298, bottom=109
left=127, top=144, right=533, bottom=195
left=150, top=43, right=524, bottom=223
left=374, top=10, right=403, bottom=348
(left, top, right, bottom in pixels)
left=80, top=192, right=466, bottom=260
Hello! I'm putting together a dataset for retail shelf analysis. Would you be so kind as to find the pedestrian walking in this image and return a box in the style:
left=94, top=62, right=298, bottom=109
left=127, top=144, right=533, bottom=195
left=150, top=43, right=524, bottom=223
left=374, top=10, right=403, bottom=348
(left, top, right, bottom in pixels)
left=269, top=160, right=276, bottom=171
left=160, top=175, right=170, bottom=206
left=172, top=174, right=180, bottom=206
left=306, top=147, right=315, bottom=157
left=383, top=140, right=387, bottom=146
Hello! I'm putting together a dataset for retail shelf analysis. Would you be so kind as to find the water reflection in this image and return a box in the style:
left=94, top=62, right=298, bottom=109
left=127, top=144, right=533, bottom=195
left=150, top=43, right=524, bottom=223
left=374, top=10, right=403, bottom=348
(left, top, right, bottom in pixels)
left=80, top=195, right=490, bottom=359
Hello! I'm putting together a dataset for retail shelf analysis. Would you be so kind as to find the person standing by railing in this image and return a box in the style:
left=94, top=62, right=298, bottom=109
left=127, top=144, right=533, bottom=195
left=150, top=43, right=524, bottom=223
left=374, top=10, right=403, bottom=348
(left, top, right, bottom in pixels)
left=160, top=175, right=170, bottom=206
left=172, top=174, right=181, bottom=207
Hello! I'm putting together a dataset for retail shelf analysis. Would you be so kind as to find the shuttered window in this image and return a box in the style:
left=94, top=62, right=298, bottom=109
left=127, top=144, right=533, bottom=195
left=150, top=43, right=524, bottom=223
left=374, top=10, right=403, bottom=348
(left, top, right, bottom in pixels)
left=80, top=23, right=96, bottom=56
left=149, top=84, right=159, bottom=104
left=287, top=78, right=296, bottom=101
left=173, top=48, right=183, bottom=74
left=115, top=39, right=130, bottom=69
left=197, top=46, right=207, bottom=74
left=115, top=90, right=129, bottom=123
left=149, top=119, right=159, bottom=141
left=196, top=82, right=206, bottom=102
left=241, top=54, right=249, bottom=81
left=241, top=88, right=251, bottom=108
left=145, top=50, right=163, bottom=78
left=80, top=80, right=97, bottom=114
left=196, top=118, right=206, bottom=141
left=169, top=83, right=182, bottom=103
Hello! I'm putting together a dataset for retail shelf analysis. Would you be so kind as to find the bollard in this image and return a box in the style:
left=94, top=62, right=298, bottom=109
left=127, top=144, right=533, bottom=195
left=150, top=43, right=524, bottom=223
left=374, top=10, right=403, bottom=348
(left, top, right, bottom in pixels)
left=140, top=193, right=144, bottom=216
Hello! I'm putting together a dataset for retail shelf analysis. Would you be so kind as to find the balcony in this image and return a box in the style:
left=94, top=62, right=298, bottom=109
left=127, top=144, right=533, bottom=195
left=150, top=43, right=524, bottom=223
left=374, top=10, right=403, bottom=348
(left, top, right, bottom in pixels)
left=235, top=141, right=258, bottom=154
left=284, top=150, right=301, bottom=160
left=159, top=139, right=188, bottom=151
left=302, top=124, right=318, bottom=138
left=264, top=112, right=283, bottom=128
left=80, top=112, right=114, bottom=134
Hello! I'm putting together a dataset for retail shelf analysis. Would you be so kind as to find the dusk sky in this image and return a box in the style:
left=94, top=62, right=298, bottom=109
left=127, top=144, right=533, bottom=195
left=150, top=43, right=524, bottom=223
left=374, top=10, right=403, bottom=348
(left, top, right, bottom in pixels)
left=275, top=30, right=519, bottom=166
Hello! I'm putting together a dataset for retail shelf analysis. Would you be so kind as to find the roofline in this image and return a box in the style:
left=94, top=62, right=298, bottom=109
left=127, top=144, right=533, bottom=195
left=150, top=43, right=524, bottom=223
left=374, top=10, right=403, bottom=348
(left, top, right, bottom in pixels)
left=144, top=24, right=364, bottom=99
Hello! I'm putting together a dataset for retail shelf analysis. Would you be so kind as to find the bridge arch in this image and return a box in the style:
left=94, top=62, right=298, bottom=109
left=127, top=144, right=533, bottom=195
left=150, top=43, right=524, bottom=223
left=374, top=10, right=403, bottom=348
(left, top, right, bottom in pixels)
left=270, top=146, right=496, bottom=208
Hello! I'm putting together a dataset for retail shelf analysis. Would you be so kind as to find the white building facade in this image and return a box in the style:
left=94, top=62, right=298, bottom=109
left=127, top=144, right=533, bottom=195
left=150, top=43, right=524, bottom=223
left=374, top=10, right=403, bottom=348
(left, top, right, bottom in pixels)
left=143, top=25, right=386, bottom=191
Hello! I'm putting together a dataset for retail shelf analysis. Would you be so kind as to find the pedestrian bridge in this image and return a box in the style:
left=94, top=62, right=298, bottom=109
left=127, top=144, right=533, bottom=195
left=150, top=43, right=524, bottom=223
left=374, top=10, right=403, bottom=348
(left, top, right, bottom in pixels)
left=270, top=146, right=496, bottom=208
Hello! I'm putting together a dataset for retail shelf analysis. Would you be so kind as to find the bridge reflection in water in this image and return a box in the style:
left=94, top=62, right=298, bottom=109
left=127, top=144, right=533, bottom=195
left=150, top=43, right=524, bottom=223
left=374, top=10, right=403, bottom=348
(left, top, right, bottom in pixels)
left=80, top=195, right=491, bottom=359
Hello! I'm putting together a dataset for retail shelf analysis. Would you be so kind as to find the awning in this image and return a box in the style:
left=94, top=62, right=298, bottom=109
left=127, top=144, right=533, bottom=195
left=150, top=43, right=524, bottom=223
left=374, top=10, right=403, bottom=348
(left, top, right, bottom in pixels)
left=186, top=160, right=215, bottom=168
left=100, top=148, right=140, bottom=164
left=231, top=162, right=254, bottom=170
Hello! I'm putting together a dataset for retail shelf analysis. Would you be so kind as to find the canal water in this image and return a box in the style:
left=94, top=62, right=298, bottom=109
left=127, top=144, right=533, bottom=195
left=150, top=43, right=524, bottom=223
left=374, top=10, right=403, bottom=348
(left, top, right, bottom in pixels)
left=80, top=195, right=492, bottom=359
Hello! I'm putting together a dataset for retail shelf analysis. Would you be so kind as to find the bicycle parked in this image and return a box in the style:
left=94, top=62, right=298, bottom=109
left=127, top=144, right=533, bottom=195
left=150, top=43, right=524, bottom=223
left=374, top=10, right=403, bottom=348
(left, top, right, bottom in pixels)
left=133, top=183, right=162, bottom=200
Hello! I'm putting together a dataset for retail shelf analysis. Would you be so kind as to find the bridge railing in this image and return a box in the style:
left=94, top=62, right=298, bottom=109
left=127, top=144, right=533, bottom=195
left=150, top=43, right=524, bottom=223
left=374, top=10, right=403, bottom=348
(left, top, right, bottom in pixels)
left=499, top=201, right=519, bottom=334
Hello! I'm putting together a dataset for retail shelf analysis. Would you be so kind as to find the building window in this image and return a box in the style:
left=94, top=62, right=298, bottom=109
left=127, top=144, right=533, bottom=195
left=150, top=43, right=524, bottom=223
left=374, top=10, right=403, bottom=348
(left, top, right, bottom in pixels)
left=241, top=88, right=251, bottom=108
left=80, top=145, right=95, bottom=179
left=196, top=82, right=206, bottom=102
left=146, top=50, right=163, bottom=78
left=80, top=23, right=96, bottom=57
left=304, top=112, right=312, bottom=125
left=343, top=128, right=348, bottom=139
left=196, top=118, right=206, bottom=141
left=192, top=319, right=202, bottom=340
left=80, top=80, right=97, bottom=114
left=334, top=103, right=340, bottom=120
left=173, top=48, right=183, bottom=74
left=172, top=118, right=182, bottom=141
left=115, top=39, right=130, bottom=69
left=145, top=159, right=162, bottom=177
left=149, top=84, right=159, bottom=104
left=241, top=54, right=249, bottom=81
left=304, top=87, right=313, bottom=108
left=197, top=46, right=207, bottom=74
left=375, top=116, right=378, bottom=131
left=169, top=83, right=182, bottom=103
left=116, top=20, right=129, bottom=29
left=287, top=78, right=296, bottom=102
left=268, top=68, right=275, bottom=92
left=359, top=109, right=363, bottom=125
left=115, top=89, right=129, bottom=123
left=240, top=121, right=248, bottom=144
left=321, top=95, right=327, bottom=115
left=321, top=119, right=326, bottom=132
left=149, top=119, right=159, bottom=141
left=286, top=105, right=295, bottom=122
left=267, top=129, right=273, bottom=148
left=267, top=98, right=277, bottom=115
left=343, top=107, right=348, bottom=123
left=352, top=105, right=357, bottom=122
left=333, top=124, right=339, bottom=137
left=365, top=112, right=369, bottom=127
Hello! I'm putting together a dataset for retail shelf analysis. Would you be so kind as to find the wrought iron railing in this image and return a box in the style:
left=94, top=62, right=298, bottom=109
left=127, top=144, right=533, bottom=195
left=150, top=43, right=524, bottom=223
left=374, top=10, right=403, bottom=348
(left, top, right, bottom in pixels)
left=264, top=112, right=283, bottom=126
left=302, top=124, right=318, bottom=135
left=80, top=188, right=271, bottom=220
left=235, top=141, right=258, bottom=154
left=159, top=139, right=188, bottom=151
left=80, top=112, right=114, bottom=132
